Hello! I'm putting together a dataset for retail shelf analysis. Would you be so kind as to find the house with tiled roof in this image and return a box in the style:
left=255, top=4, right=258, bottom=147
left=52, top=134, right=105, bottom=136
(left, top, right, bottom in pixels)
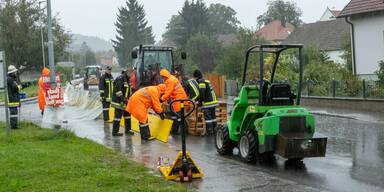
left=283, top=19, right=349, bottom=64
left=320, top=7, right=341, bottom=21
left=338, top=0, right=384, bottom=80
left=255, top=20, right=295, bottom=44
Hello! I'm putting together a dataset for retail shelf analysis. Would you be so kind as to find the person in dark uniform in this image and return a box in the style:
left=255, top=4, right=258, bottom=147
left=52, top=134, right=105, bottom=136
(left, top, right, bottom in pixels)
left=184, top=77, right=200, bottom=102
left=99, top=66, right=114, bottom=122
left=111, top=69, right=133, bottom=136
left=7, top=65, right=27, bottom=129
left=193, top=70, right=218, bottom=136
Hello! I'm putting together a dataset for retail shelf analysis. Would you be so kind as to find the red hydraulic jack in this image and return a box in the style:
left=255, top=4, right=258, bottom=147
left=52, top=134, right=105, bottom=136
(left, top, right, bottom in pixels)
left=158, top=99, right=204, bottom=182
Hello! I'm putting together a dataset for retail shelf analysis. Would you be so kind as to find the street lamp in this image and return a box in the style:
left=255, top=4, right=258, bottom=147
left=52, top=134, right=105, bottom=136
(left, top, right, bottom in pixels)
left=38, top=1, right=46, bottom=68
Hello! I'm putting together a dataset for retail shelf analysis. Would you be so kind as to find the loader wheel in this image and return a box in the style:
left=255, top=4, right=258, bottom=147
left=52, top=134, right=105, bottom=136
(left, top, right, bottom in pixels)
left=239, top=130, right=258, bottom=163
left=215, top=124, right=236, bottom=155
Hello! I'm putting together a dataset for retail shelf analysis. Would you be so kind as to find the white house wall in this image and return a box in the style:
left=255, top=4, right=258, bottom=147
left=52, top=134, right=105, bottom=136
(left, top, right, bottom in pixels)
left=352, top=14, right=384, bottom=75
left=320, top=9, right=335, bottom=21
left=326, top=50, right=345, bottom=64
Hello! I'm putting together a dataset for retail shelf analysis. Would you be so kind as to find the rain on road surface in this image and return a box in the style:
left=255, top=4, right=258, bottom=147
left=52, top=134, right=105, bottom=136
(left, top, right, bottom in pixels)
left=1, top=102, right=383, bottom=192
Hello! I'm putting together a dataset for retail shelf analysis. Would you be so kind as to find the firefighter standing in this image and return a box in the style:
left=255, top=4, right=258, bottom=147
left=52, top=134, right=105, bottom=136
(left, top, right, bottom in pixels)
left=185, top=77, right=199, bottom=102
left=193, top=70, right=218, bottom=136
left=7, top=65, right=25, bottom=129
left=159, top=69, right=188, bottom=135
left=38, top=67, right=50, bottom=115
left=111, top=70, right=132, bottom=136
left=99, top=66, right=114, bottom=122
left=126, top=84, right=166, bottom=140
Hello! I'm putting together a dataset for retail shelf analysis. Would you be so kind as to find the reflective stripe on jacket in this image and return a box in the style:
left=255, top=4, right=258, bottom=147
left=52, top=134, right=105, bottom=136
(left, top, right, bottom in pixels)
left=99, top=73, right=114, bottom=101
left=7, top=75, right=20, bottom=107
left=186, top=79, right=199, bottom=101
left=112, top=74, right=130, bottom=106
left=198, top=79, right=218, bottom=108
left=126, top=86, right=163, bottom=123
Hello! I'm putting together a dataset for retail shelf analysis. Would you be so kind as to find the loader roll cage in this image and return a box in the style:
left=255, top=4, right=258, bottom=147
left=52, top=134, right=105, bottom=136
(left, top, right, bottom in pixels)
left=241, top=44, right=304, bottom=106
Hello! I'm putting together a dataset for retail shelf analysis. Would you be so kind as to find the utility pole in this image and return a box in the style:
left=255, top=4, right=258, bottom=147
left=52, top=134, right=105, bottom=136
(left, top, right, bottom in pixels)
left=46, top=0, right=56, bottom=87
left=39, top=1, right=46, bottom=68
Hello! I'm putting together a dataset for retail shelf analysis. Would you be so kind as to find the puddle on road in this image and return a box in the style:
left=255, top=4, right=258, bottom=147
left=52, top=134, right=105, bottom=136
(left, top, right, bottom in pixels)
left=1, top=98, right=384, bottom=191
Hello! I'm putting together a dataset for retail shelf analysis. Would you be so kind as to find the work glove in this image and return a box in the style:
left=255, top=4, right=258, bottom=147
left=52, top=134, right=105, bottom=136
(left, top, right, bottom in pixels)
left=158, top=112, right=165, bottom=120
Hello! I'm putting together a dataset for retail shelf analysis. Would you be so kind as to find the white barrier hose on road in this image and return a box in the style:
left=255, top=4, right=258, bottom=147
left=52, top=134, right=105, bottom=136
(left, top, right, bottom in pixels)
left=41, top=82, right=102, bottom=128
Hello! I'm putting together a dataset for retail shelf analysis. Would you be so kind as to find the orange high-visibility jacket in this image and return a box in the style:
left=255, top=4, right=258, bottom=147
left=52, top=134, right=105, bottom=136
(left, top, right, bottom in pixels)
left=160, top=69, right=187, bottom=112
left=126, top=85, right=166, bottom=124
left=38, top=67, right=50, bottom=112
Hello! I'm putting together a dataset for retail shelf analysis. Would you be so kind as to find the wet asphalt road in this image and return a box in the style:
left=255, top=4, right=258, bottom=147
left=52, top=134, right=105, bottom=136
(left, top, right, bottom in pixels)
left=1, top=102, right=384, bottom=192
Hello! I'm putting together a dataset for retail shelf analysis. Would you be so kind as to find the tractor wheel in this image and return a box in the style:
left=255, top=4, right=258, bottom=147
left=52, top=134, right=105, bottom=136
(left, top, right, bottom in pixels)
left=215, top=124, right=236, bottom=155
left=239, top=130, right=258, bottom=163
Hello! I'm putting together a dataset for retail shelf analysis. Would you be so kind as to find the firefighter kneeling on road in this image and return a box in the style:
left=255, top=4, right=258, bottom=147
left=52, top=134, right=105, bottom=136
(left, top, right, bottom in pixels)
left=111, top=70, right=133, bottom=136
left=159, top=69, right=188, bottom=135
left=99, top=66, right=114, bottom=122
left=193, top=70, right=218, bottom=136
left=7, top=65, right=28, bottom=129
left=126, top=84, right=166, bottom=140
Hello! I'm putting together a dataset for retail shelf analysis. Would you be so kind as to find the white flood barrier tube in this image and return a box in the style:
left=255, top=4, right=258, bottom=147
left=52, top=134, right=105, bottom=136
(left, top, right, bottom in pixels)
left=41, top=82, right=102, bottom=129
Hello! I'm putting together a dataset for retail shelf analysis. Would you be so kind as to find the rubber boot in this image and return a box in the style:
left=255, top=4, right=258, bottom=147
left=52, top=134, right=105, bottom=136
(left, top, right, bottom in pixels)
left=125, top=117, right=133, bottom=135
left=205, top=123, right=214, bottom=136
left=170, top=119, right=180, bottom=135
left=170, top=113, right=181, bottom=135
left=139, top=124, right=150, bottom=140
left=112, top=121, right=123, bottom=136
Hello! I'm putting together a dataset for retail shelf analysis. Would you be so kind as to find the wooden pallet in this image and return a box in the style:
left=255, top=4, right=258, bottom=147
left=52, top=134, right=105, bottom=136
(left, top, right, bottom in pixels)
left=187, top=103, right=228, bottom=136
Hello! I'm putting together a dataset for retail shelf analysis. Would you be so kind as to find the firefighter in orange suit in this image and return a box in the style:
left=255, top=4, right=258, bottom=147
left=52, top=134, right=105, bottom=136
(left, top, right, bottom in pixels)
left=38, top=67, right=50, bottom=115
left=126, top=84, right=166, bottom=140
left=159, top=69, right=188, bottom=135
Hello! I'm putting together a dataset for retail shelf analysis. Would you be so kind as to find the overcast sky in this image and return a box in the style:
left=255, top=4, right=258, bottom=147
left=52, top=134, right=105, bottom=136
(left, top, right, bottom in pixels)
left=52, top=0, right=351, bottom=42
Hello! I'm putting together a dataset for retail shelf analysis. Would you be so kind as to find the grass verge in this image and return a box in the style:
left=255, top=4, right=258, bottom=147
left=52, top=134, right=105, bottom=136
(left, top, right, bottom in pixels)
left=0, top=122, right=186, bottom=192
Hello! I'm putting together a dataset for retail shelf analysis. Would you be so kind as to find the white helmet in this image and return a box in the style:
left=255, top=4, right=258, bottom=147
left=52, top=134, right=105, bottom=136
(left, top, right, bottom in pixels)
left=7, top=65, right=18, bottom=74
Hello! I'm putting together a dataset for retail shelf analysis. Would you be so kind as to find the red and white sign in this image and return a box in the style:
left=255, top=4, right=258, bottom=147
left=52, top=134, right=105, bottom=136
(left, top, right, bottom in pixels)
left=42, top=73, right=64, bottom=107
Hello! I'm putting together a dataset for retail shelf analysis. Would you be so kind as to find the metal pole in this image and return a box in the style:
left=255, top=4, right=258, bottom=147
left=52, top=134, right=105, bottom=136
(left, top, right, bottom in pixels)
left=1, top=51, right=11, bottom=143
left=362, top=79, right=366, bottom=99
left=46, top=0, right=56, bottom=86
left=39, top=1, right=46, bottom=69
left=332, top=80, right=336, bottom=98
left=40, top=26, right=46, bottom=68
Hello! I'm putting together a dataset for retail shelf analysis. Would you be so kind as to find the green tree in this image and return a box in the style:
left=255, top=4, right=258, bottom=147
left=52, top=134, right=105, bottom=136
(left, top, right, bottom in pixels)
left=163, top=0, right=211, bottom=48
left=112, top=0, right=154, bottom=67
left=257, top=0, right=302, bottom=27
left=208, top=3, right=240, bottom=34
left=0, top=0, right=71, bottom=71
left=376, top=60, right=384, bottom=83
left=341, top=34, right=353, bottom=72
left=215, top=28, right=265, bottom=80
left=186, top=33, right=222, bottom=72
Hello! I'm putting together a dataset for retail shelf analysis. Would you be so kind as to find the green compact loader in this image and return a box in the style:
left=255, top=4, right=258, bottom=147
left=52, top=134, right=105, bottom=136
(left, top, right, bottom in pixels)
left=215, top=44, right=327, bottom=163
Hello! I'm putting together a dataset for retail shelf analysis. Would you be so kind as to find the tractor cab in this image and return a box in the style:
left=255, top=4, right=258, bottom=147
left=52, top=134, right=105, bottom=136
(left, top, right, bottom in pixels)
left=83, top=65, right=101, bottom=90
left=216, top=44, right=327, bottom=163
left=131, top=45, right=186, bottom=88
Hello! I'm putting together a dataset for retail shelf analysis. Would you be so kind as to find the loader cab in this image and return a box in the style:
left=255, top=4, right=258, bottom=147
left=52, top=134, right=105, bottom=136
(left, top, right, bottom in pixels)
left=131, top=45, right=186, bottom=87
left=240, top=44, right=304, bottom=107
